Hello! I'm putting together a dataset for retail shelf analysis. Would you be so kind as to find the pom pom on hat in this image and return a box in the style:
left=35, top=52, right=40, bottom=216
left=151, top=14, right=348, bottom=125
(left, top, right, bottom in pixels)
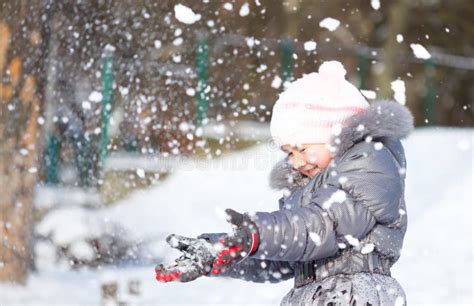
left=318, top=60, right=347, bottom=79
left=270, top=61, right=369, bottom=146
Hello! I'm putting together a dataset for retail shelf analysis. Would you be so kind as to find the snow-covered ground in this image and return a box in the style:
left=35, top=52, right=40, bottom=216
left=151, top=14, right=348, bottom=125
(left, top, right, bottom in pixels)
left=0, top=127, right=472, bottom=305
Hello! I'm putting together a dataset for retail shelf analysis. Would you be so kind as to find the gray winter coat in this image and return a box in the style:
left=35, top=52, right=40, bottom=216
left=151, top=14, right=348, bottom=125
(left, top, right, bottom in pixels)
left=218, top=100, right=414, bottom=305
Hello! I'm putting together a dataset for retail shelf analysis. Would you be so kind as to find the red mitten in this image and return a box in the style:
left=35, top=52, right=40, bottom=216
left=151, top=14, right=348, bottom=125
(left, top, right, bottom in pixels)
left=206, top=209, right=260, bottom=275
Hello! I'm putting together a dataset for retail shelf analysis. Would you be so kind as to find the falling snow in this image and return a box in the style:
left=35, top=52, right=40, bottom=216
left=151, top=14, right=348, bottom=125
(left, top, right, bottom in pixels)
left=303, top=40, right=317, bottom=51
left=344, top=235, right=360, bottom=248
left=361, top=89, right=376, bottom=100
left=88, top=91, right=103, bottom=102
left=374, top=142, right=384, bottom=150
left=239, top=3, right=250, bottom=16
left=174, top=4, right=201, bottom=24
left=223, top=3, right=233, bottom=11
left=309, top=232, right=322, bottom=246
left=319, top=17, right=340, bottom=31
left=271, top=75, right=283, bottom=89
left=371, top=0, right=381, bottom=10
left=322, top=189, right=346, bottom=209
left=410, top=43, right=432, bottom=60
left=391, top=80, right=406, bottom=105
left=361, top=243, right=375, bottom=254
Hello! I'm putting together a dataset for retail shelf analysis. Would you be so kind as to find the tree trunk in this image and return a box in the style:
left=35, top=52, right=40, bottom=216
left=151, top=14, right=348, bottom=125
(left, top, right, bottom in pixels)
left=376, top=0, right=411, bottom=98
left=0, top=1, right=49, bottom=284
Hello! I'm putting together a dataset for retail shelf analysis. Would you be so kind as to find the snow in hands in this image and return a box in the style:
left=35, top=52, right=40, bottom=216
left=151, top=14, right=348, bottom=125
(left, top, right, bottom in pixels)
left=155, top=209, right=260, bottom=282
left=155, top=234, right=217, bottom=282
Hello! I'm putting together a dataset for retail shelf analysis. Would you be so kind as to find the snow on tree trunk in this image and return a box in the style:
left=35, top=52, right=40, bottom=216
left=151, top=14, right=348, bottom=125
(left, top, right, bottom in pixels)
left=0, top=1, right=49, bottom=284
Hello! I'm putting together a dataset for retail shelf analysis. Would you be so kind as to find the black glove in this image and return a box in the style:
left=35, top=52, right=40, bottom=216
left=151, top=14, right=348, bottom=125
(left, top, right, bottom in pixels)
left=155, top=234, right=216, bottom=282
left=203, top=208, right=260, bottom=275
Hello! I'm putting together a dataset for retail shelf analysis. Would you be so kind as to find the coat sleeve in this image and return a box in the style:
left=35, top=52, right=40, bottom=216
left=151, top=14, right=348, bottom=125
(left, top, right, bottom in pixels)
left=248, top=144, right=402, bottom=262
left=213, top=258, right=294, bottom=283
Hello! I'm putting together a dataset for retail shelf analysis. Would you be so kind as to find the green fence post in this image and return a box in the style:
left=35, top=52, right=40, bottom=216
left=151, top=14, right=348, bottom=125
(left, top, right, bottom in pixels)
left=196, top=36, right=209, bottom=126
left=358, top=55, right=370, bottom=89
left=281, top=39, right=293, bottom=84
left=424, top=58, right=436, bottom=125
left=99, top=48, right=114, bottom=165
left=44, top=133, right=61, bottom=185
left=73, top=135, right=90, bottom=186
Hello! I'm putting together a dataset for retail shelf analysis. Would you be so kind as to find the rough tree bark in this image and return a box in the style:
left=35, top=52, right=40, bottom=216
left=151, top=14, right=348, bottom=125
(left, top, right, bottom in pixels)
left=0, top=1, right=49, bottom=284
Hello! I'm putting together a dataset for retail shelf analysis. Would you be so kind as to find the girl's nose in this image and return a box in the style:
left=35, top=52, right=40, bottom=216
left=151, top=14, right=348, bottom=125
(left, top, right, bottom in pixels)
left=289, top=156, right=306, bottom=169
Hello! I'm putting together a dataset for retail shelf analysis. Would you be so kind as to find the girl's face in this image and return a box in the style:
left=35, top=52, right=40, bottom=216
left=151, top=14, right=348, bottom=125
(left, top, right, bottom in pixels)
left=281, top=143, right=333, bottom=177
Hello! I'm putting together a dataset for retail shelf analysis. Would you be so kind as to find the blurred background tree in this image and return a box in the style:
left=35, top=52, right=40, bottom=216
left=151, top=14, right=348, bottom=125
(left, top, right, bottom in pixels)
left=0, top=0, right=50, bottom=283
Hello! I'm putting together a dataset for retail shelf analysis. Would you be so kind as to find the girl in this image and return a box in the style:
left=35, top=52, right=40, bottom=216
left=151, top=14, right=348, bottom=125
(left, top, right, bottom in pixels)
left=156, top=61, right=413, bottom=305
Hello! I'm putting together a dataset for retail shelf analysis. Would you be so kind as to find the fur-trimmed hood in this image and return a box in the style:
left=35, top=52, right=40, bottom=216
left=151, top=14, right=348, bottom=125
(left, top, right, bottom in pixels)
left=269, top=100, right=414, bottom=190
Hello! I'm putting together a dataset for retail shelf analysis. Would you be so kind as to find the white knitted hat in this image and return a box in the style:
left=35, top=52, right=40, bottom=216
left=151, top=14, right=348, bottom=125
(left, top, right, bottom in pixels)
left=270, top=61, right=369, bottom=146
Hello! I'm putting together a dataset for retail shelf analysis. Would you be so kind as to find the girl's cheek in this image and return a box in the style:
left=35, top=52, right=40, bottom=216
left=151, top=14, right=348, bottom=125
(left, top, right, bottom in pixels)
left=304, top=151, right=318, bottom=164
left=318, top=152, right=332, bottom=167
left=303, top=150, right=332, bottom=167
left=304, top=150, right=323, bottom=165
